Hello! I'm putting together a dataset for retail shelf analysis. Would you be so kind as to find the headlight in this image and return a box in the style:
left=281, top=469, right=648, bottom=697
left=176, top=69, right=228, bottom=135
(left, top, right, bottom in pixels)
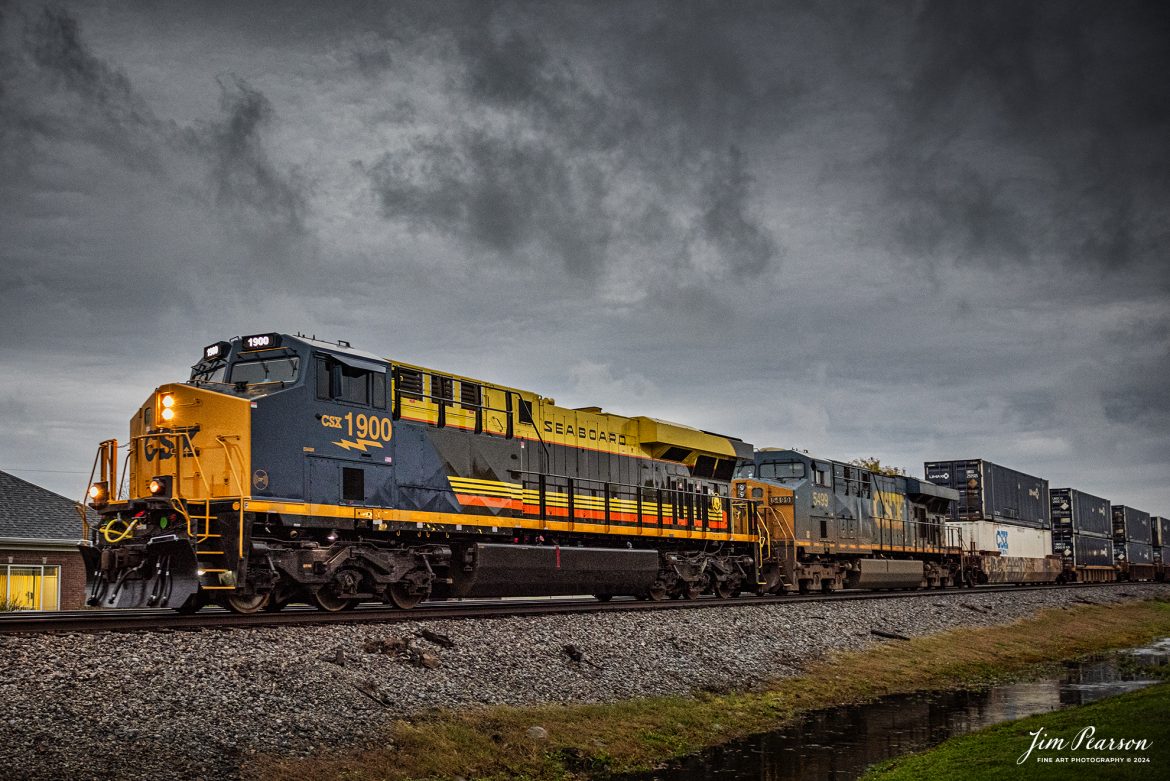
left=88, top=482, right=108, bottom=504
left=148, top=476, right=172, bottom=497
left=161, top=394, right=175, bottom=408
left=160, top=407, right=175, bottom=421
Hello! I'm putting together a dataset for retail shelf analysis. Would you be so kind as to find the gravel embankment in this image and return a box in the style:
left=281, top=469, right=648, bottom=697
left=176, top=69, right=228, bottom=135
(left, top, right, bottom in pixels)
left=1, top=584, right=1167, bottom=780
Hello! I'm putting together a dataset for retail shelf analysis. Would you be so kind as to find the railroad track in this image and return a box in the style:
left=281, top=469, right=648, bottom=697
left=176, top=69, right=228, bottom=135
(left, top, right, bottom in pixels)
left=0, top=581, right=1148, bottom=635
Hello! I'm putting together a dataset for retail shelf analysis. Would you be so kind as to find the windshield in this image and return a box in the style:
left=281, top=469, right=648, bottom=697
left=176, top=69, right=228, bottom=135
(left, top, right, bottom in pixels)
left=229, top=356, right=300, bottom=385
left=190, top=360, right=227, bottom=383
left=734, top=464, right=755, bottom=479
left=759, top=461, right=806, bottom=480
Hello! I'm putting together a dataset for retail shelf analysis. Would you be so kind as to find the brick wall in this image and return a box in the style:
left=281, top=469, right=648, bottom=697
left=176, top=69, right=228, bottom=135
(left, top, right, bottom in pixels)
left=3, top=549, right=86, bottom=610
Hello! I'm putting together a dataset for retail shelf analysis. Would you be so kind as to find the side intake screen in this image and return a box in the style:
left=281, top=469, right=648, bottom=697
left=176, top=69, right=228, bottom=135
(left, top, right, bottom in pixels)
left=397, top=368, right=423, bottom=400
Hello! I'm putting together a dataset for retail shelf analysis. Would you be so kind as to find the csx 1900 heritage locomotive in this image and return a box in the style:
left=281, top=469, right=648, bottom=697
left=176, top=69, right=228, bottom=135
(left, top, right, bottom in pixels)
left=82, top=333, right=769, bottom=612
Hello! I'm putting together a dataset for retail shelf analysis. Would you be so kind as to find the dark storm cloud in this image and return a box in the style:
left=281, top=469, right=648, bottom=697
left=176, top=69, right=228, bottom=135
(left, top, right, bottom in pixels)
left=1103, top=379, right=1169, bottom=426
left=696, top=146, right=779, bottom=277
left=1, top=4, right=305, bottom=241
left=25, top=6, right=156, bottom=158
left=879, top=1, right=1170, bottom=281
left=366, top=3, right=783, bottom=289
left=190, top=77, right=306, bottom=233
left=368, top=129, right=610, bottom=276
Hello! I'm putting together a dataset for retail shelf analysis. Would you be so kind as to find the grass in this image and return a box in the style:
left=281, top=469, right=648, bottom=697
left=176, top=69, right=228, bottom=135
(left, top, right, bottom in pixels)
left=248, top=598, right=1170, bottom=781
left=862, top=682, right=1170, bottom=780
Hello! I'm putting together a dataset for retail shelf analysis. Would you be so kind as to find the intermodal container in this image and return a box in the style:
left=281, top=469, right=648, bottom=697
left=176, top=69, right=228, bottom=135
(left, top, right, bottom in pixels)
left=1050, top=488, right=1110, bottom=538
left=952, top=521, right=1052, bottom=558
left=1153, top=517, right=1170, bottom=547
left=1115, top=541, right=1154, bottom=566
left=1056, top=533, right=1114, bottom=568
left=1111, top=505, right=1152, bottom=545
left=924, top=459, right=1049, bottom=528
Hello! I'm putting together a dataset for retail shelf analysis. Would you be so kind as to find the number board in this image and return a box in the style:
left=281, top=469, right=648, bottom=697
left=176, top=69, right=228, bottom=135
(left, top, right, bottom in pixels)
left=203, top=341, right=231, bottom=361
left=241, top=333, right=282, bottom=352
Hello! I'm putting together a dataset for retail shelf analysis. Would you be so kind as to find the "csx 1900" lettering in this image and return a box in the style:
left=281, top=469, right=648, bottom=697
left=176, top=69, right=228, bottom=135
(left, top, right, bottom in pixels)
left=320, top=412, right=392, bottom=441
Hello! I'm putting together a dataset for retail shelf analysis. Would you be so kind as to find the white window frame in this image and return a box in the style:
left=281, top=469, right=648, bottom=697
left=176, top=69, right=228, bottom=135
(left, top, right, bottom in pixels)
left=2, top=563, right=62, bottom=611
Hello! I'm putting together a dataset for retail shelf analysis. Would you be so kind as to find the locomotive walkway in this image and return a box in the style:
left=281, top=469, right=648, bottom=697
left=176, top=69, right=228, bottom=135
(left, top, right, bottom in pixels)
left=0, top=581, right=1135, bottom=634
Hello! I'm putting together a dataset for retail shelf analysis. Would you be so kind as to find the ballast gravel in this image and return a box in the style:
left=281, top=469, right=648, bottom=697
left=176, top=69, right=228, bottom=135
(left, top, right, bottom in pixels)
left=1, top=584, right=1167, bottom=780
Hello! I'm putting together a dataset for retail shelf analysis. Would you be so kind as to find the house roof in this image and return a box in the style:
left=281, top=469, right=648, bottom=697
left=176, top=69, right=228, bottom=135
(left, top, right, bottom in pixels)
left=0, top=471, right=87, bottom=541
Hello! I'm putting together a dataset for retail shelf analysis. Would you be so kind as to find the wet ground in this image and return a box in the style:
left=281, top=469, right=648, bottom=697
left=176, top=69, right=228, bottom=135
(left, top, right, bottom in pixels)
left=624, top=638, right=1170, bottom=781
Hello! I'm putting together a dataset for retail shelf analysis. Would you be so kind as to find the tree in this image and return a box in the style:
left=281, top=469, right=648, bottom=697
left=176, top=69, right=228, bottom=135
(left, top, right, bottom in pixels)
left=849, top=457, right=906, bottom=476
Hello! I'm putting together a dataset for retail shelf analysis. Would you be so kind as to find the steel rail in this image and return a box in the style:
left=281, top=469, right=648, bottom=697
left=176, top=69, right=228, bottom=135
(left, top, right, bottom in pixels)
left=0, top=581, right=1149, bottom=635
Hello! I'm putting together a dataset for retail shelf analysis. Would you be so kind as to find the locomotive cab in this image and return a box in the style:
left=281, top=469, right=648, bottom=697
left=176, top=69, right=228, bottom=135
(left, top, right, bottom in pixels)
left=81, top=333, right=318, bottom=611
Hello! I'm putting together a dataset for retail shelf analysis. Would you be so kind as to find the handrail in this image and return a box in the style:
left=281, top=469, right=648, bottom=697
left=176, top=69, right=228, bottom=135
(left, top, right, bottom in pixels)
left=78, top=444, right=103, bottom=538
left=78, top=439, right=120, bottom=538
left=521, top=395, right=552, bottom=470
left=510, top=467, right=741, bottom=534
left=214, top=435, right=249, bottom=557
left=215, top=435, right=247, bottom=497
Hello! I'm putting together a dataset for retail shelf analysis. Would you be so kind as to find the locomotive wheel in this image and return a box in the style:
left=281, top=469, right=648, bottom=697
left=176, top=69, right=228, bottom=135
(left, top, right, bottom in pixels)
left=315, top=568, right=364, bottom=612
left=388, top=582, right=426, bottom=610
left=713, top=579, right=739, bottom=599
left=314, top=589, right=359, bottom=612
left=595, top=594, right=613, bottom=602
left=223, top=592, right=271, bottom=614
left=682, top=583, right=702, bottom=600
left=647, top=581, right=669, bottom=601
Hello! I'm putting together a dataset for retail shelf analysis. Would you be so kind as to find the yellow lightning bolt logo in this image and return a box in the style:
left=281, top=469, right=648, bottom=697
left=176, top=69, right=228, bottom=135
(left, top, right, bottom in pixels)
left=332, top=439, right=384, bottom=452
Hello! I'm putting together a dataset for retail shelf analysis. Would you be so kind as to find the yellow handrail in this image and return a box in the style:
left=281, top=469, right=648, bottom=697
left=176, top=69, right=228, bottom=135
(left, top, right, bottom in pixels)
left=214, top=435, right=248, bottom=557
left=215, top=435, right=247, bottom=496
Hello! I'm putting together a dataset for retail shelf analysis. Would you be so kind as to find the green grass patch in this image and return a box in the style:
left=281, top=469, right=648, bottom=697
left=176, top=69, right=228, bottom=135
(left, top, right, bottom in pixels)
left=248, top=598, right=1170, bottom=781
left=863, top=682, right=1170, bottom=780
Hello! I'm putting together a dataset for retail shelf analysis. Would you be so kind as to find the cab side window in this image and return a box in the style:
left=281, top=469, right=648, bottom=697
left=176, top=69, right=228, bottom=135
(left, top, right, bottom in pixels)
left=814, top=464, right=830, bottom=487
left=315, top=357, right=331, bottom=399
left=339, top=365, right=370, bottom=405
left=315, top=355, right=385, bottom=409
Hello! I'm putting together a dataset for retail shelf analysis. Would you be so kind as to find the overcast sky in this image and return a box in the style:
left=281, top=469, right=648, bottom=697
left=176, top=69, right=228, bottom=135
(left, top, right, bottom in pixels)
left=1, top=1, right=1167, bottom=516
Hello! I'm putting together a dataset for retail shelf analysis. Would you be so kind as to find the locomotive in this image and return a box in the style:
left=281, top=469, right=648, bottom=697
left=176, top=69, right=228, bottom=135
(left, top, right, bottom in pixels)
left=81, top=333, right=763, bottom=612
left=731, top=450, right=963, bottom=592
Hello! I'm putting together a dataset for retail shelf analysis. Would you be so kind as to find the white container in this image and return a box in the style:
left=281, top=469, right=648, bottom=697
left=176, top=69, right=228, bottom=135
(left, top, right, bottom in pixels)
left=949, top=521, right=1053, bottom=559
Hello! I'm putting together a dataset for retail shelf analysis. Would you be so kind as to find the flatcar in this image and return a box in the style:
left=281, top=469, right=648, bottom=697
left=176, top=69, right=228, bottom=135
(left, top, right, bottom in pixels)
left=81, top=333, right=761, bottom=612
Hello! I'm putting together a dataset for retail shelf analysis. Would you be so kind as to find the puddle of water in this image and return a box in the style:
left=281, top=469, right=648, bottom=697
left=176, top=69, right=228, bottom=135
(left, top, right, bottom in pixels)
left=621, top=639, right=1169, bottom=781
